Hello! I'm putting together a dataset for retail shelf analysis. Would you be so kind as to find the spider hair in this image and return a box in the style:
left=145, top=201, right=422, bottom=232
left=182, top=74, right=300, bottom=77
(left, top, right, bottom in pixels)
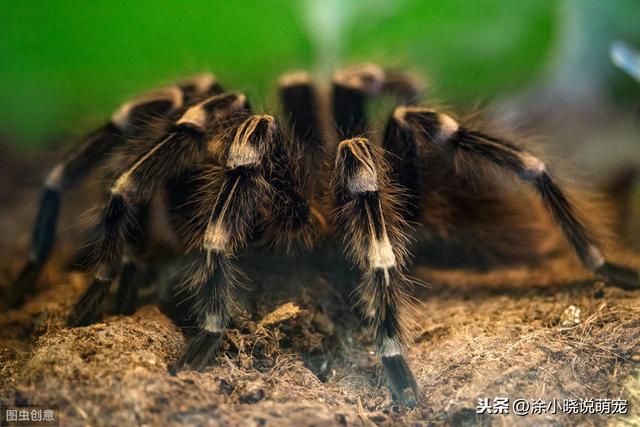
left=10, top=64, right=639, bottom=409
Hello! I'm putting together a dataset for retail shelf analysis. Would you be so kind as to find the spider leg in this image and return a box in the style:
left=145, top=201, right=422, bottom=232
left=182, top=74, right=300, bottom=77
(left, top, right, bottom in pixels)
left=391, top=106, right=640, bottom=288
left=332, top=64, right=385, bottom=139
left=276, top=71, right=329, bottom=241
left=177, top=73, right=225, bottom=103
left=261, top=125, right=319, bottom=250
left=278, top=71, right=325, bottom=165
left=114, top=202, right=150, bottom=314
left=382, top=108, right=423, bottom=221
left=59, top=74, right=225, bottom=275
left=68, top=93, right=250, bottom=326
left=331, top=63, right=425, bottom=140
left=8, top=86, right=188, bottom=308
left=278, top=71, right=328, bottom=196
left=381, top=69, right=426, bottom=105
left=10, top=73, right=225, bottom=308
left=331, top=137, right=419, bottom=407
left=178, top=115, right=275, bottom=370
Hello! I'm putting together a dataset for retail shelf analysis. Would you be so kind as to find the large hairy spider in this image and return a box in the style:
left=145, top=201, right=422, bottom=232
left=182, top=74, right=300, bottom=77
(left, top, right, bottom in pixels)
left=9, top=64, right=640, bottom=407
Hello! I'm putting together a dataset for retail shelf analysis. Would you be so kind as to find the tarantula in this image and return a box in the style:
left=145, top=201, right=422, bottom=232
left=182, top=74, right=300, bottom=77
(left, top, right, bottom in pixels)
left=9, top=64, right=640, bottom=407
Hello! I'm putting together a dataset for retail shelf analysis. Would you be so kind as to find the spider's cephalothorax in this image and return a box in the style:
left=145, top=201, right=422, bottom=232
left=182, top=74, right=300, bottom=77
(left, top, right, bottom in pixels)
left=9, top=64, right=640, bottom=407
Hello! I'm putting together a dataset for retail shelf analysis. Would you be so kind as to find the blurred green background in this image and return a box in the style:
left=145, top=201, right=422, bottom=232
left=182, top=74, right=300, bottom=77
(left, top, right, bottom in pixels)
left=1, top=0, right=639, bottom=149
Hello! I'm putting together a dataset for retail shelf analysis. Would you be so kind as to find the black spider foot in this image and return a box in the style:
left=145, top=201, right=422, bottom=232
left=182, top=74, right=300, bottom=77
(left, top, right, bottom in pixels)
left=67, top=278, right=111, bottom=327
left=381, top=354, right=420, bottom=408
left=596, top=262, right=640, bottom=290
left=115, top=264, right=139, bottom=315
left=176, top=331, right=223, bottom=371
left=6, top=261, right=42, bottom=308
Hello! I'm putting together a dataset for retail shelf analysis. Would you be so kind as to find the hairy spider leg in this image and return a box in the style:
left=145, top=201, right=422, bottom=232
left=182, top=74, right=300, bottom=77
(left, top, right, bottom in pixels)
left=178, top=115, right=275, bottom=370
left=8, top=86, right=188, bottom=308
left=276, top=71, right=330, bottom=241
left=114, top=202, right=150, bottom=315
left=67, top=92, right=250, bottom=326
left=64, top=75, right=226, bottom=273
left=331, top=137, right=419, bottom=408
left=331, top=63, right=425, bottom=140
left=381, top=69, right=425, bottom=106
left=263, top=125, right=318, bottom=251
left=393, top=106, right=640, bottom=289
left=278, top=71, right=325, bottom=181
left=382, top=108, right=423, bottom=222
left=10, top=74, right=225, bottom=308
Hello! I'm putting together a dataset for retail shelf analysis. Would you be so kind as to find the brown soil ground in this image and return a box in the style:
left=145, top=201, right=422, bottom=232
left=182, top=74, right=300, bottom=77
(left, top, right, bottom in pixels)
left=1, top=146, right=640, bottom=427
